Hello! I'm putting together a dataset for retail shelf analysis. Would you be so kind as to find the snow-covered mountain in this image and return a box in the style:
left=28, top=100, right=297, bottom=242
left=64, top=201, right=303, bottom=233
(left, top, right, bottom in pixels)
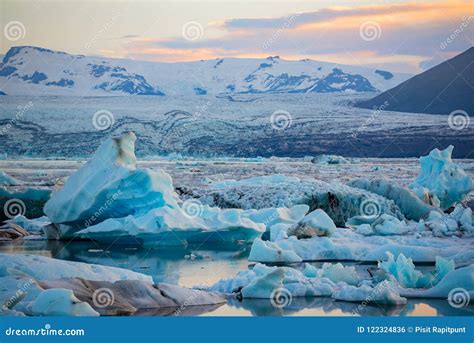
left=0, top=46, right=411, bottom=96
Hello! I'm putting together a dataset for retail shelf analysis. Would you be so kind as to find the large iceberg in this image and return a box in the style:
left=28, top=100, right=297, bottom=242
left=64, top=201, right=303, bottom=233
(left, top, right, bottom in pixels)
left=191, top=175, right=404, bottom=227
left=44, top=132, right=179, bottom=237
left=0, top=254, right=225, bottom=316
left=410, top=146, right=472, bottom=209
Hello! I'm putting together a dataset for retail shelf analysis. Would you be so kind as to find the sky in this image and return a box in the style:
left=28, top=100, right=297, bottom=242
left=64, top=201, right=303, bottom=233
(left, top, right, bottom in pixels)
left=0, top=0, right=473, bottom=73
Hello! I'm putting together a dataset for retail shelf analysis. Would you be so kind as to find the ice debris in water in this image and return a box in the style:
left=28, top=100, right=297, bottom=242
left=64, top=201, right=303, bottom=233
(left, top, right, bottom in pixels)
left=409, top=146, right=472, bottom=210
left=378, top=252, right=454, bottom=288
left=206, top=263, right=405, bottom=305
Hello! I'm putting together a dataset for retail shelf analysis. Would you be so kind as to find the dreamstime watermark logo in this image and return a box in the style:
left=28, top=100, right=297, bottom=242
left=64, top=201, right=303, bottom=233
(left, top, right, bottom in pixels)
left=352, top=281, right=388, bottom=315
left=270, top=287, right=292, bottom=308
left=182, top=199, right=204, bottom=218
left=359, top=198, right=381, bottom=218
left=84, top=12, right=122, bottom=50
left=448, top=288, right=470, bottom=308
left=83, top=190, right=122, bottom=227
left=270, top=110, right=292, bottom=130
left=92, top=288, right=115, bottom=308
left=351, top=101, right=389, bottom=138
left=440, top=16, right=474, bottom=50
left=3, top=199, right=26, bottom=219
left=448, top=110, right=470, bottom=131
left=1, top=101, right=34, bottom=135
left=92, top=110, right=115, bottom=131
left=3, top=21, right=26, bottom=41
left=262, top=13, right=300, bottom=50
left=3, top=278, right=34, bottom=310
left=193, top=101, right=211, bottom=119
left=359, top=21, right=381, bottom=41
left=182, top=21, right=204, bottom=41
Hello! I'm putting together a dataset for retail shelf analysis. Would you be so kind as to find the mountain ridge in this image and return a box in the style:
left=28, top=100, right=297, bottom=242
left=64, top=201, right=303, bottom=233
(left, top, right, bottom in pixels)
left=357, top=47, right=474, bottom=115
left=0, top=46, right=411, bottom=96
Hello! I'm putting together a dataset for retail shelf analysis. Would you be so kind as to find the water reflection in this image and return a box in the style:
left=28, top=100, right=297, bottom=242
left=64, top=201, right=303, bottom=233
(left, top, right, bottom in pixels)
left=1, top=240, right=472, bottom=317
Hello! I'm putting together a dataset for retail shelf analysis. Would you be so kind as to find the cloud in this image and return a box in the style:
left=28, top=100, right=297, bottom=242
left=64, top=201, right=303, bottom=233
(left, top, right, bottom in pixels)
left=112, top=1, right=473, bottom=73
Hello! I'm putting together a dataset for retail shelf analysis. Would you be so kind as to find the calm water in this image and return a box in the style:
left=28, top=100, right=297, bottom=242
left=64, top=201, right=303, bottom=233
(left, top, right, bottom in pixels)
left=1, top=239, right=472, bottom=316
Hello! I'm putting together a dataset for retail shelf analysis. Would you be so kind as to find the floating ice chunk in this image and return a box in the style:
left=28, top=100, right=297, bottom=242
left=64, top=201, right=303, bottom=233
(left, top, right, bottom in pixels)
left=410, top=146, right=473, bottom=209
left=77, top=205, right=266, bottom=246
left=7, top=215, right=50, bottom=233
left=0, top=171, right=23, bottom=186
left=349, top=178, right=437, bottom=220
left=305, top=263, right=361, bottom=286
left=243, top=205, right=309, bottom=229
left=347, top=214, right=409, bottom=236
left=311, top=154, right=348, bottom=165
left=333, top=280, right=406, bottom=305
left=250, top=227, right=474, bottom=263
left=378, top=252, right=422, bottom=288
left=208, top=263, right=335, bottom=298
left=44, top=132, right=179, bottom=232
left=192, top=176, right=403, bottom=227
left=372, top=215, right=410, bottom=235
left=241, top=268, right=286, bottom=298
left=378, top=253, right=455, bottom=288
left=0, top=253, right=153, bottom=283
left=354, top=224, right=374, bottom=236
left=249, top=239, right=303, bottom=263
left=398, top=264, right=474, bottom=299
left=29, top=288, right=99, bottom=316
left=287, top=209, right=336, bottom=238
left=212, top=174, right=301, bottom=189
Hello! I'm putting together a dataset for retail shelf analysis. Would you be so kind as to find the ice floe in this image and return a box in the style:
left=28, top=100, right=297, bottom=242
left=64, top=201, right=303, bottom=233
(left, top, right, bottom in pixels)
left=410, top=146, right=472, bottom=209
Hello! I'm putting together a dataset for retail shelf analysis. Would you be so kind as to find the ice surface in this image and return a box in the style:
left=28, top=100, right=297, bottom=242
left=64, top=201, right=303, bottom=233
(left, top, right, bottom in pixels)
left=287, top=209, right=336, bottom=238
left=0, top=253, right=153, bottom=283
left=311, top=154, right=348, bottom=165
left=194, top=176, right=403, bottom=227
left=249, top=238, right=303, bottom=263
left=208, top=263, right=405, bottom=305
left=29, top=288, right=99, bottom=316
left=410, top=146, right=473, bottom=209
left=0, top=171, right=23, bottom=186
left=249, top=226, right=474, bottom=263
left=349, top=178, right=437, bottom=220
left=44, top=132, right=179, bottom=236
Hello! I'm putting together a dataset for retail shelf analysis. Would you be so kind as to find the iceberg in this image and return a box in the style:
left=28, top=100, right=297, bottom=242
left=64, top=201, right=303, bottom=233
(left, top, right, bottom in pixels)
left=207, top=263, right=404, bottom=305
left=409, top=146, right=472, bottom=209
left=0, top=171, right=23, bottom=186
left=349, top=178, right=437, bottom=220
left=193, top=175, right=403, bottom=227
left=311, top=154, right=348, bottom=165
left=29, top=288, right=99, bottom=316
left=0, top=254, right=225, bottom=316
left=248, top=226, right=474, bottom=263
left=287, top=209, right=336, bottom=238
left=44, top=132, right=179, bottom=236
left=0, top=253, right=153, bottom=283
left=378, top=253, right=454, bottom=288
